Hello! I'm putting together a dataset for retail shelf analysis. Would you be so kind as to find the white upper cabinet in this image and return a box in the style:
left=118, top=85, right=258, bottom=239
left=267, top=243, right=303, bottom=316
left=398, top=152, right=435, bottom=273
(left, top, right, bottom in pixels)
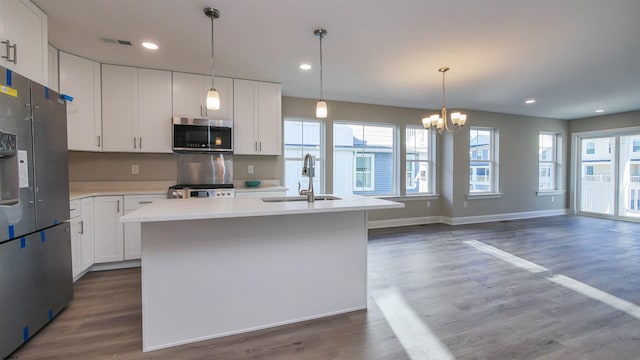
left=233, top=79, right=281, bottom=155
left=59, top=51, right=102, bottom=151
left=138, top=68, right=172, bottom=152
left=172, top=71, right=233, bottom=120
left=0, top=0, right=48, bottom=85
left=102, top=65, right=172, bottom=153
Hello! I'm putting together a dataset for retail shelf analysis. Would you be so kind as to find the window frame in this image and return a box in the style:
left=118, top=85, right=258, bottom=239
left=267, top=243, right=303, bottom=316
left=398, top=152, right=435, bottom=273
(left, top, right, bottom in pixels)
left=283, top=118, right=325, bottom=196
left=405, top=125, right=436, bottom=196
left=469, top=126, right=499, bottom=195
left=538, top=132, right=562, bottom=191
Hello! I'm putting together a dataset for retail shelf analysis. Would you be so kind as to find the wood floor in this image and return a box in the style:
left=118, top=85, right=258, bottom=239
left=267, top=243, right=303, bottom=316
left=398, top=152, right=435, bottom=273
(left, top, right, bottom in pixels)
left=10, top=215, right=640, bottom=359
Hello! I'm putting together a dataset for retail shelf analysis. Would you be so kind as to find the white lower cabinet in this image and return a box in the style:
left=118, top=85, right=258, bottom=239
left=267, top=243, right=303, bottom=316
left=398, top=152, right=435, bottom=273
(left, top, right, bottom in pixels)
left=123, top=194, right=165, bottom=260
left=69, top=197, right=94, bottom=280
left=93, top=196, right=124, bottom=263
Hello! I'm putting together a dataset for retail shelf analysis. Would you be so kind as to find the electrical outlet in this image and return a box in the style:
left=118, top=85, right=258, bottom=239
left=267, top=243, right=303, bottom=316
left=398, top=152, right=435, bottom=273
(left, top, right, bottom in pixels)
left=552, top=196, right=555, bottom=202
left=463, top=201, right=468, bottom=208
left=248, top=165, right=254, bottom=174
left=131, top=164, right=139, bottom=174
left=427, top=201, right=431, bottom=208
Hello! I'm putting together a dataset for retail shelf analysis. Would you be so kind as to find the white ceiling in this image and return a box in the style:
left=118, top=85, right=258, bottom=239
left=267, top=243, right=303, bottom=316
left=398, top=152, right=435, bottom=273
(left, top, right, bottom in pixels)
left=35, top=0, right=640, bottom=120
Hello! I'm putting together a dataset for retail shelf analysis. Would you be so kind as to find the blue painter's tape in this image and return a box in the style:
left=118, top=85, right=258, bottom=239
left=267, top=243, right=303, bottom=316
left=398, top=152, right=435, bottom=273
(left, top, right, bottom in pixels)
left=40, top=231, right=46, bottom=243
left=54, top=219, right=58, bottom=225
left=45, top=87, right=50, bottom=99
left=6, top=69, right=12, bottom=86
left=48, top=309, right=53, bottom=320
left=23, top=327, right=29, bottom=342
left=9, top=225, right=14, bottom=239
left=20, top=237, right=26, bottom=248
left=60, top=94, right=74, bottom=102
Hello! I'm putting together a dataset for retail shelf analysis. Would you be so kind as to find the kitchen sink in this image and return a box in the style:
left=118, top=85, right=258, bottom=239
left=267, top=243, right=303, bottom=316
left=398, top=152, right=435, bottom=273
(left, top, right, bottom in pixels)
left=262, top=195, right=342, bottom=203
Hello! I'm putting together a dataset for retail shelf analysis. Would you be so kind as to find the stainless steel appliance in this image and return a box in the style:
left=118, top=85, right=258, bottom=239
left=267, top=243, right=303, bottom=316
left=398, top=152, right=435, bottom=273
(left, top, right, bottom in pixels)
left=172, top=117, right=233, bottom=153
left=167, top=184, right=235, bottom=199
left=168, top=153, right=235, bottom=199
left=0, top=67, right=72, bottom=359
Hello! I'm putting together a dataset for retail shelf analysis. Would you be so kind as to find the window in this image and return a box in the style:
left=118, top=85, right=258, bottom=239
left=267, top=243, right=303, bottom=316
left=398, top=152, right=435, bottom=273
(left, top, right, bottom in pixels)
left=405, top=126, right=434, bottom=195
left=469, top=127, right=498, bottom=193
left=333, top=122, right=396, bottom=196
left=539, top=133, right=561, bottom=191
left=633, top=139, right=640, bottom=152
left=354, top=154, right=375, bottom=191
left=586, top=142, right=595, bottom=154
left=283, top=119, right=323, bottom=196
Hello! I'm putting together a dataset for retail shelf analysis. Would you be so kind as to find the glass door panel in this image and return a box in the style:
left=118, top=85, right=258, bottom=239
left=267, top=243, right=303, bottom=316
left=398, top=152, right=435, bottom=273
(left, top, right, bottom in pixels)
left=618, top=135, right=640, bottom=219
left=579, top=137, right=615, bottom=215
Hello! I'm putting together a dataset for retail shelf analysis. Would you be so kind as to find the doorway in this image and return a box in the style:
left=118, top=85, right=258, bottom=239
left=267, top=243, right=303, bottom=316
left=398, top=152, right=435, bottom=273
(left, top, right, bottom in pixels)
left=576, top=131, right=640, bottom=220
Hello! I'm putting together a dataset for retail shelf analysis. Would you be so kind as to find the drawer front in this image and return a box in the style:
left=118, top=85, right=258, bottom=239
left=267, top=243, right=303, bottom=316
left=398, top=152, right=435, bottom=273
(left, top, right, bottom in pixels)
left=124, top=194, right=165, bottom=210
left=69, top=199, right=81, bottom=218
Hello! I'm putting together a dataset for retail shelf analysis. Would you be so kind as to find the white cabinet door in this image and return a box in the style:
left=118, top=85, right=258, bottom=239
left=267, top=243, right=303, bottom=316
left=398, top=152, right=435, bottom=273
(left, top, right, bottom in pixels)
left=138, top=68, right=172, bottom=153
left=233, top=79, right=258, bottom=154
left=2, top=0, right=47, bottom=85
left=93, top=196, right=124, bottom=263
left=78, top=197, right=94, bottom=272
left=59, top=51, right=102, bottom=151
left=123, top=194, right=164, bottom=260
left=102, top=64, right=138, bottom=152
left=257, top=81, right=282, bottom=155
left=172, top=72, right=205, bottom=118
left=203, top=75, right=233, bottom=120
left=233, top=79, right=282, bottom=155
left=173, top=72, right=233, bottom=120
left=47, top=44, right=58, bottom=91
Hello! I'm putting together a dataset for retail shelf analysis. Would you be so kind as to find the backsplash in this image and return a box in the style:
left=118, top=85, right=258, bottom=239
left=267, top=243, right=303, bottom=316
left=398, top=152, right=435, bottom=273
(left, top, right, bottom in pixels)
left=68, top=151, right=282, bottom=182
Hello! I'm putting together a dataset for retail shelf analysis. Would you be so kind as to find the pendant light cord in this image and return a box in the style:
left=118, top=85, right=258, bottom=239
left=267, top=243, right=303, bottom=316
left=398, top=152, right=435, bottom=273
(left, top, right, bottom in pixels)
left=319, top=34, right=324, bottom=100
left=210, top=13, right=215, bottom=89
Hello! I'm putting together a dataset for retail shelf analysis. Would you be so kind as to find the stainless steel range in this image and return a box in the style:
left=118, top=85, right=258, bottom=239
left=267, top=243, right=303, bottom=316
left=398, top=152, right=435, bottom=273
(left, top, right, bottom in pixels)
left=168, top=153, right=235, bottom=199
left=168, top=184, right=235, bottom=199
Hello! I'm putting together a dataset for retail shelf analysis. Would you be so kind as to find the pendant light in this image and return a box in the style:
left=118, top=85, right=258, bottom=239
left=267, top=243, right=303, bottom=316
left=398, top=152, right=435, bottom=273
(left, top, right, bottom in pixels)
left=204, top=7, right=220, bottom=110
left=314, top=28, right=328, bottom=118
left=422, top=66, right=468, bottom=134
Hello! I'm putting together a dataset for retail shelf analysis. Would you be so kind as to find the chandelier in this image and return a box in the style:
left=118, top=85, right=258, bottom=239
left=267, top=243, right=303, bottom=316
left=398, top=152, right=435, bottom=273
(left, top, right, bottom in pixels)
left=422, top=66, right=467, bottom=134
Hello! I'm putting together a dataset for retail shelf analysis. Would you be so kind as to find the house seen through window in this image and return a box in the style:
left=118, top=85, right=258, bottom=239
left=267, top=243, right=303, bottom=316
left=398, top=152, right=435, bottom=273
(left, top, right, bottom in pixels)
left=333, top=122, right=396, bottom=196
left=469, top=127, right=498, bottom=193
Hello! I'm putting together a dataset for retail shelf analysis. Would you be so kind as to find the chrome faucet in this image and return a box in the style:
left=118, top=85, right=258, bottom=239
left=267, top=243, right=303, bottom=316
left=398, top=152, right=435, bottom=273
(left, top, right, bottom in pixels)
left=298, top=153, right=315, bottom=202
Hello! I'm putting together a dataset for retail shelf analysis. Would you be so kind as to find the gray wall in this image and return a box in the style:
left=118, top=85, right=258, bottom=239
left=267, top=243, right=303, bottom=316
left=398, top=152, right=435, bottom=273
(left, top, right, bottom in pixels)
left=569, top=110, right=640, bottom=133
left=283, top=97, right=570, bottom=221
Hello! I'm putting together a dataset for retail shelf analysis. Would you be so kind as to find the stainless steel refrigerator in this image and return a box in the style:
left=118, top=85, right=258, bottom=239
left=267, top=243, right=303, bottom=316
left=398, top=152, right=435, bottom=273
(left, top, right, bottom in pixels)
left=0, top=66, right=72, bottom=359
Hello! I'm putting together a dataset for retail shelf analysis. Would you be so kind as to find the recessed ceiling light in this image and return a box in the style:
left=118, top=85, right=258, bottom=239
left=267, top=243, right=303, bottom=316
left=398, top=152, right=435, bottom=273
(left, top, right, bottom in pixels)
left=595, top=109, right=605, bottom=113
left=142, top=42, right=158, bottom=50
left=299, top=63, right=312, bottom=70
left=525, top=99, right=536, bottom=104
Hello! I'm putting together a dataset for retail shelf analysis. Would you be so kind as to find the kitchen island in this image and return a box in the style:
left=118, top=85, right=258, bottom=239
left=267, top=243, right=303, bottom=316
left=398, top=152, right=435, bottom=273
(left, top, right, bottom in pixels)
left=121, top=194, right=403, bottom=352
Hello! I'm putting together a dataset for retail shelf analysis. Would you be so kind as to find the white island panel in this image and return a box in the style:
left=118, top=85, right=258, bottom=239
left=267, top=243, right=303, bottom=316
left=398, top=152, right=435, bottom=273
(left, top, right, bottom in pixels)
left=141, top=210, right=367, bottom=352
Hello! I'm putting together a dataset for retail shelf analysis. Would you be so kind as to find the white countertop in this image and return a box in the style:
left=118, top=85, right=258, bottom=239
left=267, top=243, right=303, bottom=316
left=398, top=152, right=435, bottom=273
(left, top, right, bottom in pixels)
left=121, top=194, right=404, bottom=223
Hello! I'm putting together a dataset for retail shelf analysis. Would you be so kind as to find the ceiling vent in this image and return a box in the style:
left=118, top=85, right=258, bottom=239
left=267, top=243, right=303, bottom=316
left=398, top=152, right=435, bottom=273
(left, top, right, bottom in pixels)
left=102, top=38, right=133, bottom=46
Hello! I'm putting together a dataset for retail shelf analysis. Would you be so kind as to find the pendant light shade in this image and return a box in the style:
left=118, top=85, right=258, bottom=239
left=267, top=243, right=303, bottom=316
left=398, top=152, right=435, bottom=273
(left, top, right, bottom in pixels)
left=205, top=7, right=220, bottom=110
left=314, top=28, right=327, bottom=118
left=316, top=100, right=327, bottom=118
left=207, top=89, right=220, bottom=110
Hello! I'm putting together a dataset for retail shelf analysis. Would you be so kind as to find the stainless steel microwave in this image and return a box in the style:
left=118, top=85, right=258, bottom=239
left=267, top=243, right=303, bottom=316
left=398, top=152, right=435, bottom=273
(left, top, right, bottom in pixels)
left=172, top=117, right=233, bottom=153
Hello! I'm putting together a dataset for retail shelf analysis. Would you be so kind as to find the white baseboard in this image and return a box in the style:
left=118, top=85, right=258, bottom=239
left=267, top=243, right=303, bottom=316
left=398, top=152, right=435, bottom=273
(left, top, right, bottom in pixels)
left=90, top=259, right=141, bottom=272
left=368, top=216, right=441, bottom=229
left=368, top=209, right=570, bottom=229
